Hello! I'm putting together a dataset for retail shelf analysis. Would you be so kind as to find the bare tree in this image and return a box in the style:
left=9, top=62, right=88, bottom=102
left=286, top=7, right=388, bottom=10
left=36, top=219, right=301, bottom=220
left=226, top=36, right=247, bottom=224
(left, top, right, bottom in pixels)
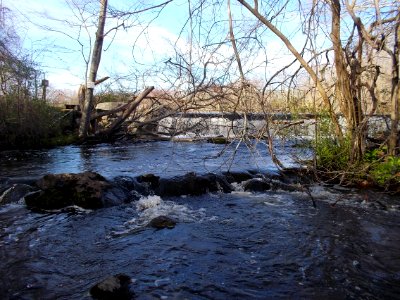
left=233, top=0, right=399, bottom=163
left=78, top=0, right=108, bottom=138
left=237, top=0, right=343, bottom=140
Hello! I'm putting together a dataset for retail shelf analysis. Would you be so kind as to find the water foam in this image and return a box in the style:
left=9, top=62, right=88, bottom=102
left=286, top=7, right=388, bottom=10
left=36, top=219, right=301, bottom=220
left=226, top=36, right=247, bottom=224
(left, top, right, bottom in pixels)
left=136, top=195, right=162, bottom=211
left=110, top=195, right=208, bottom=237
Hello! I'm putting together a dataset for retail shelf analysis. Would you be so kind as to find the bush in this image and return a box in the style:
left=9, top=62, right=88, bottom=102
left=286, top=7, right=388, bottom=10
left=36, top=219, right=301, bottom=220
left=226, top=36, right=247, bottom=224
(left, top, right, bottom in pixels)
left=369, top=156, right=400, bottom=186
left=0, top=96, right=73, bottom=149
left=315, top=137, right=351, bottom=171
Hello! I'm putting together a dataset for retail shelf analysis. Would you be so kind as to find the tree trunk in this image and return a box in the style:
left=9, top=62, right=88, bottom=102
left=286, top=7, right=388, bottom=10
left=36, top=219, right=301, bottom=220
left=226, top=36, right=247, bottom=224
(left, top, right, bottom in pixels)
left=237, top=0, right=343, bottom=140
left=79, top=0, right=108, bottom=138
left=388, top=17, right=400, bottom=155
left=330, top=0, right=363, bottom=161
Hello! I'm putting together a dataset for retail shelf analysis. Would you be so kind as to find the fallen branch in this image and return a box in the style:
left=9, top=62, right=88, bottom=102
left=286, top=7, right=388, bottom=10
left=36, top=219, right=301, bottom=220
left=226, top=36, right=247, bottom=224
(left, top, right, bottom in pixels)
left=91, top=103, right=129, bottom=120
left=103, top=86, right=154, bottom=135
left=274, top=120, right=305, bottom=135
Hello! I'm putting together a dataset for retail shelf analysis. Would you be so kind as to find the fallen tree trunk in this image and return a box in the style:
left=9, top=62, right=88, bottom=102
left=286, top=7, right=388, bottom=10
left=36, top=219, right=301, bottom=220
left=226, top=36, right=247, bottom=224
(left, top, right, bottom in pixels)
left=103, top=86, right=154, bottom=135
left=90, top=102, right=129, bottom=120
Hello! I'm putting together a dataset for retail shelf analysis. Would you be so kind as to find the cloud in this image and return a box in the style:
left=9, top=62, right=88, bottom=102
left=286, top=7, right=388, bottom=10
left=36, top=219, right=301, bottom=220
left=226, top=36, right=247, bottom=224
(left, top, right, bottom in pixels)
left=4, top=0, right=309, bottom=90
left=48, top=69, right=83, bottom=90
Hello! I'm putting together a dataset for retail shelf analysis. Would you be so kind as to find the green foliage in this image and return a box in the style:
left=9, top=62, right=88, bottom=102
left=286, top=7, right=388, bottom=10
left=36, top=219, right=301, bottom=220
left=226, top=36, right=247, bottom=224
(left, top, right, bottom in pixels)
left=313, top=113, right=349, bottom=171
left=315, top=137, right=351, bottom=171
left=315, top=138, right=400, bottom=189
left=0, top=96, right=74, bottom=149
left=369, top=156, right=400, bottom=186
left=364, top=146, right=387, bottom=162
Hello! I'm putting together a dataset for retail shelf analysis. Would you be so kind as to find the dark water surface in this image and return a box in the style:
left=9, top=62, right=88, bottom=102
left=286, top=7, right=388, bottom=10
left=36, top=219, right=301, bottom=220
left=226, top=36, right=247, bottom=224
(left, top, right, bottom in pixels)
left=0, top=142, right=399, bottom=299
left=0, top=141, right=292, bottom=180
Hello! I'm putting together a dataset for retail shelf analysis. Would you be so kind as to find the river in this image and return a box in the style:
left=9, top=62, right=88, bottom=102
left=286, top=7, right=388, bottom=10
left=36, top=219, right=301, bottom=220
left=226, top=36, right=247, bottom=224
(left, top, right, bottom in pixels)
left=0, top=141, right=399, bottom=299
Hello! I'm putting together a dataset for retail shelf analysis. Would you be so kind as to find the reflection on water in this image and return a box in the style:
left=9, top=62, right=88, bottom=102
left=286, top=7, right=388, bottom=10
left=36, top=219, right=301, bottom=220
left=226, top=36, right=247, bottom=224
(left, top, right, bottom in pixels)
left=0, top=141, right=304, bottom=179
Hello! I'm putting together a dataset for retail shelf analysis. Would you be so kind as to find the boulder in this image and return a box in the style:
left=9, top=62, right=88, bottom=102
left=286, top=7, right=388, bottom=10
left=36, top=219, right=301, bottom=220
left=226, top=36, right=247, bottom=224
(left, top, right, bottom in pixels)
left=113, top=176, right=147, bottom=199
left=90, top=274, right=134, bottom=300
left=223, top=171, right=254, bottom=183
left=148, top=215, right=177, bottom=229
left=279, top=168, right=314, bottom=184
left=156, top=172, right=233, bottom=196
left=207, top=136, right=229, bottom=144
left=243, top=178, right=271, bottom=192
left=0, top=184, right=36, bottom=205
left=25, top=172, right=130, bottom=210
left=136, top=174, right=160, bottom=191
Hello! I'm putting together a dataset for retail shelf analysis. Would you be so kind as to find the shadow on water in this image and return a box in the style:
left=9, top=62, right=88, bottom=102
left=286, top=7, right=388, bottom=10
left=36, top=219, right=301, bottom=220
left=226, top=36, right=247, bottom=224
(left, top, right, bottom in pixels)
left=0, top=142, right=399, bottom=299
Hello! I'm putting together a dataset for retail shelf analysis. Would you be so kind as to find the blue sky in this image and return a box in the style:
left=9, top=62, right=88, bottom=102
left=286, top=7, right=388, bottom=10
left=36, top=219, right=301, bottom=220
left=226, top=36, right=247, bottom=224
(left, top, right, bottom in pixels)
left=4, top=0, right=192, bottom=90
left=3, top=0, right=303, bottom=92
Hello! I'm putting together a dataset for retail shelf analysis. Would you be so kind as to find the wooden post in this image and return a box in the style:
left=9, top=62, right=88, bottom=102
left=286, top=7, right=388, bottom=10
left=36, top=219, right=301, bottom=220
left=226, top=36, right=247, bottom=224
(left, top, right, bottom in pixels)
left=41, top=79, right=49, bottom=101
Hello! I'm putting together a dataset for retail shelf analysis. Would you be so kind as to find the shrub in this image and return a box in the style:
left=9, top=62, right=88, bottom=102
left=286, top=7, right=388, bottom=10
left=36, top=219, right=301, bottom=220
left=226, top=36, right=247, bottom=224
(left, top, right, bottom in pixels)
left=315, top=137, right=351, bottom=171
left=0, top=96, right=72, bottom=149
left=369, top=156, right=400, bottom=186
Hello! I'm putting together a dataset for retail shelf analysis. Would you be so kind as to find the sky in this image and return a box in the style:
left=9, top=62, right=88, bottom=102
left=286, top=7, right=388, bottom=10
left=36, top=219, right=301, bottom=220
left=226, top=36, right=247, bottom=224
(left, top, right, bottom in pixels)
left=4, top=0, right=191, bottom=90
left=3, top=0, right=305, bottom=93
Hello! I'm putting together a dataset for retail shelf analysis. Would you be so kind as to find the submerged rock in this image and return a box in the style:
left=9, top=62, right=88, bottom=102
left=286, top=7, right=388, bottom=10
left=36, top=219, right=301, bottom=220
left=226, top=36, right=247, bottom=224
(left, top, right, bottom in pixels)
left=223, top=171, right=254, bottom=183
left=156, top=172, right=233, bottom=196
left=0, top=184, right=36, bottom=205
left=136, top=173, right=160, bottom=191
left=25, top=172, right=130, bottom=210
left=270, top=180, right=303, bottom=192
left=148, top=215, right=177, bottom=229
left=207, top=136, right=229, bottom=144
left=279, top=167, right=314, bottom=184
left=90, top=274, right=134, bottom=300
left=243, top=178, right=271, bottom=192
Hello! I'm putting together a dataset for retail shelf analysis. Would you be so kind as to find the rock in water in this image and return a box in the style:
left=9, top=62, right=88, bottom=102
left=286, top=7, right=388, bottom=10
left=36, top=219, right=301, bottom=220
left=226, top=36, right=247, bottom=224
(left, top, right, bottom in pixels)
left=156, top=172, right=233, bottom=196
left=90, top=274, right=133, bottom=300
left=148, top=215, right=177, bottom=229
left=207, top=136, right=229, bottom=144
left=243, top=178, right=271, bottom=192
left=136, top=173, right=160, bottom=190
left=25, top=171, right=130, bottom=210
left=0, top=184, right=36, bottom=205
left=222, top=171, right=254, bottom=183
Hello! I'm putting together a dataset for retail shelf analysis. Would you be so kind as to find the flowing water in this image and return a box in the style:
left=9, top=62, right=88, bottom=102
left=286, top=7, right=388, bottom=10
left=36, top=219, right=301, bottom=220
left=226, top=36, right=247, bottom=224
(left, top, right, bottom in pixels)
left=0, top=141, right=399, bottom=299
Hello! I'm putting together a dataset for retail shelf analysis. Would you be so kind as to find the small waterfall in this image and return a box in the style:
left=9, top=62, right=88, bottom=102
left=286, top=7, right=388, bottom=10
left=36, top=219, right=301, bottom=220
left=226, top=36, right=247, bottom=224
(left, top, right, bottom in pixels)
left=158, top=112, right=394, bottom=140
